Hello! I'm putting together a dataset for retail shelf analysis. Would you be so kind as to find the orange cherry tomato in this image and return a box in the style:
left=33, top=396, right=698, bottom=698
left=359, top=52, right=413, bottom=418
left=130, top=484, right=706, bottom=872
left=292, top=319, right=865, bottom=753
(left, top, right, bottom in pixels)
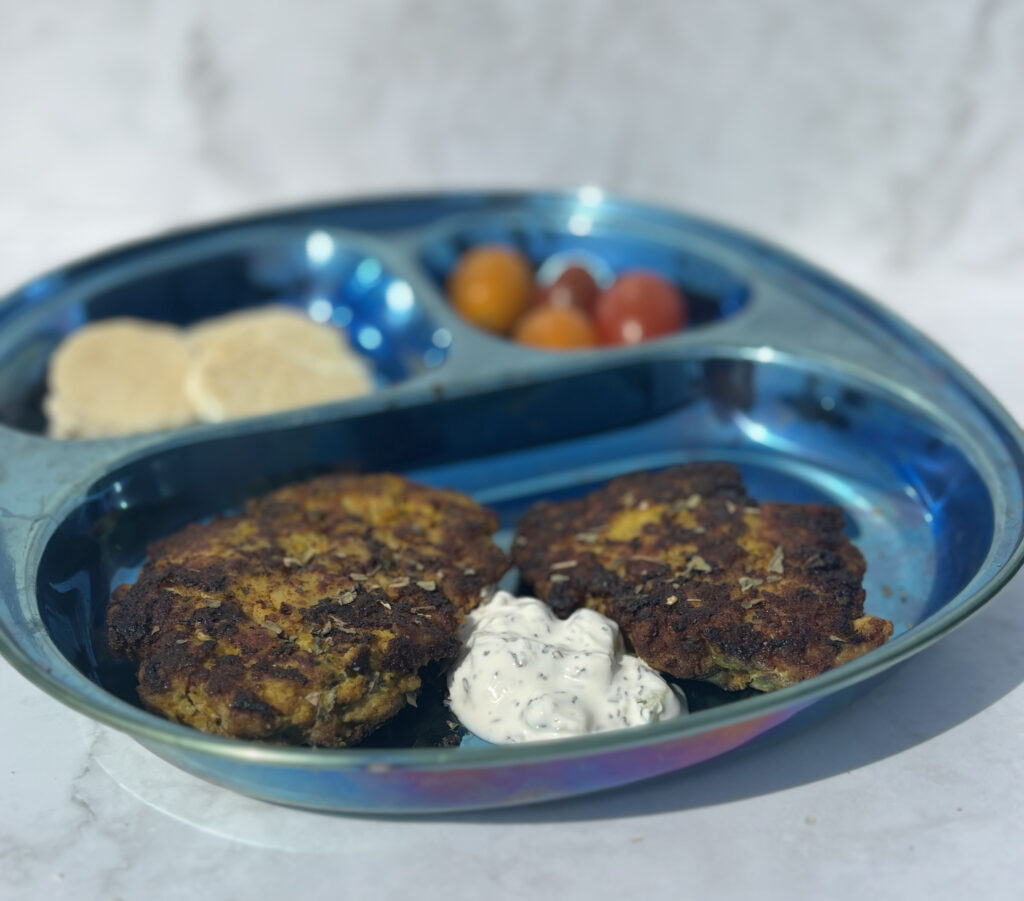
left=594, top=271, right=686, bottom=345
left=513, top=305, right=597, bottom=351
left=447, top=245, right=533, bottom=335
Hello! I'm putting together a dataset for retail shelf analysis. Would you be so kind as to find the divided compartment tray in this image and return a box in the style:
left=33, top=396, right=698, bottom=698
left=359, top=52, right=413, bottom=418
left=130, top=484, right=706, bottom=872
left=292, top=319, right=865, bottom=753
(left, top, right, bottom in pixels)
left=1, top=191, right=1022, bottom=814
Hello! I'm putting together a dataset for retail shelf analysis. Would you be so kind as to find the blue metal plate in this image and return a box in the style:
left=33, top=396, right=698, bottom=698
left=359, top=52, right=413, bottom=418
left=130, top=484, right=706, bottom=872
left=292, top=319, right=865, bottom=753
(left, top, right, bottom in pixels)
left=1, top=191, right=1022, bottom=813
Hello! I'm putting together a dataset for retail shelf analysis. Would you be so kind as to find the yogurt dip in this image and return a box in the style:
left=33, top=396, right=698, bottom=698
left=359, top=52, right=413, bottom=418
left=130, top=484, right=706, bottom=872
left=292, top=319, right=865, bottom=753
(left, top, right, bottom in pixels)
left=448, top=591, right=685, bottom=743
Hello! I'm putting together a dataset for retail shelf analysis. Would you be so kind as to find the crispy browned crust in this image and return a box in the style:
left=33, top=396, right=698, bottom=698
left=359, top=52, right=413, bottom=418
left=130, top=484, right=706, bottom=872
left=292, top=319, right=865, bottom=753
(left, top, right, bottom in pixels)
left=512, top=463, right=892, bottom=691
left=108, top=473, right=508, bottom=746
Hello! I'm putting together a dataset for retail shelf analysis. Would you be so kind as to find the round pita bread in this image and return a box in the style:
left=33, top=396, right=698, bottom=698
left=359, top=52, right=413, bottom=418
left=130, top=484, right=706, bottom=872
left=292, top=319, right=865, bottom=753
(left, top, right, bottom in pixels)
left=187, top=306, right=350, bottom=365
left=185, top=312, right=372, bottom=422
left=46, top=318, right=195, bottom=438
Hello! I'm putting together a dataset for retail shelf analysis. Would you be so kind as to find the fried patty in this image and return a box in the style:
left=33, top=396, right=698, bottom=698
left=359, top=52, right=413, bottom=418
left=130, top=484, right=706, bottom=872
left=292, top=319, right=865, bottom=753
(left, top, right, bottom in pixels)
left=512, top=463, right=892, bottom=691
left=108, top=473, right=508, bottom=746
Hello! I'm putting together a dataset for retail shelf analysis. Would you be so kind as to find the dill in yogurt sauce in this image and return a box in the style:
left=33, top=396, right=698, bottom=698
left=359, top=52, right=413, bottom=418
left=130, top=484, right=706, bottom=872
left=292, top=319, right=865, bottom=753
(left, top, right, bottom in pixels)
left=448, top=591, right=685, bottom=743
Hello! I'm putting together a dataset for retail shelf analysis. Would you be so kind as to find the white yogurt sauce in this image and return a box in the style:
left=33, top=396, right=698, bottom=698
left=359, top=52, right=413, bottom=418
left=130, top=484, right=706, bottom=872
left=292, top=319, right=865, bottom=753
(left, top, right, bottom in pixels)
left=448, top=591, right=685, bottom=744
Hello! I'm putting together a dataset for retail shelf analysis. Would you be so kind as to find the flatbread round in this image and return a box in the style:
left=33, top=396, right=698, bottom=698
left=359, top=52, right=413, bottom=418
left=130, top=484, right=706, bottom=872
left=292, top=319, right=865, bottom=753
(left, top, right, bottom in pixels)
left=46, top=318, right=195, bottom=438
left=187, top=306, right=351, bottom=366
left=186, top=318, right=372, bottom=422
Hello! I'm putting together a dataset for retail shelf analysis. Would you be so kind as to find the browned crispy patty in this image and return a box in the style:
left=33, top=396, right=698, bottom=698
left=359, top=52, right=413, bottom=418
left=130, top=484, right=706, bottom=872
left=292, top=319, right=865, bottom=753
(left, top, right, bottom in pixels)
left=108, top=473, right=508, bottom=746
left=512, top=463, right=892, bottom=691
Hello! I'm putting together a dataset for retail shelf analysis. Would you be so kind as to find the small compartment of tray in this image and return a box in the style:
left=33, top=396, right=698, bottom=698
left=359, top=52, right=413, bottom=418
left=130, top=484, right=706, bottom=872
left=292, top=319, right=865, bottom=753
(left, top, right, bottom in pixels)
left=0, top=226, right=449, bottom=434
left=418, top=212, right=750, bottom=337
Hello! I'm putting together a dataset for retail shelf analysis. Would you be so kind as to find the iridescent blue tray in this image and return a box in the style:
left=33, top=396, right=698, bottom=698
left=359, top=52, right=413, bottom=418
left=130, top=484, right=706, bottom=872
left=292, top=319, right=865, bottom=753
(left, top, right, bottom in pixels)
left=1, top=191, right=1022, bottom=814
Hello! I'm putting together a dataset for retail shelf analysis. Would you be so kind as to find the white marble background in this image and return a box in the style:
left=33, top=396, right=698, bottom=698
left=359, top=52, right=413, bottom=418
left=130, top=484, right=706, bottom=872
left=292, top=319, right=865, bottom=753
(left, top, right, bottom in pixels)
left=2, top=1, right=1024, bottom=899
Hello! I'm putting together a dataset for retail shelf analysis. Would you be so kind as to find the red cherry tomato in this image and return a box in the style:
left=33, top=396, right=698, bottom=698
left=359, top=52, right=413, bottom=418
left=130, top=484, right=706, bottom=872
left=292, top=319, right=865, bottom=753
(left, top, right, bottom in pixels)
left=594, top=271, right=686, bottom=345
left=543, top=265, right=600, bottom=315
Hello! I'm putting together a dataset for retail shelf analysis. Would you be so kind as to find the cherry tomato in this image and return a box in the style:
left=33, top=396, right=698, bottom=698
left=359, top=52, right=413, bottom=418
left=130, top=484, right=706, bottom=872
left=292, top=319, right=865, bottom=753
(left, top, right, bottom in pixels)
left=594, top=271, right=686, bottom=345
left=530, top=283, right=552, bottom=308
left=447, top=245, right=533, bottom=335
left=513, top=305, right=597, bottom=351
left=541, top=265, right=600, bottom=315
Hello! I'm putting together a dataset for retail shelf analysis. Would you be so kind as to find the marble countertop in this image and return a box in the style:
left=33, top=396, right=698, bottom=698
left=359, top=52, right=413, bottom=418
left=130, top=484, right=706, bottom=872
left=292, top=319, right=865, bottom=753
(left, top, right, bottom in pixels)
left=2, top=1, right=1023, bottom=898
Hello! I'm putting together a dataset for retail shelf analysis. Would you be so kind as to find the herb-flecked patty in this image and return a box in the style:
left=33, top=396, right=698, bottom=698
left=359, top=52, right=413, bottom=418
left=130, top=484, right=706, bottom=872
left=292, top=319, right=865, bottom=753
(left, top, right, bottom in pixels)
left=108, top=473, right=508, bottom=746
left=512, top=463, right=892, bottom=691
